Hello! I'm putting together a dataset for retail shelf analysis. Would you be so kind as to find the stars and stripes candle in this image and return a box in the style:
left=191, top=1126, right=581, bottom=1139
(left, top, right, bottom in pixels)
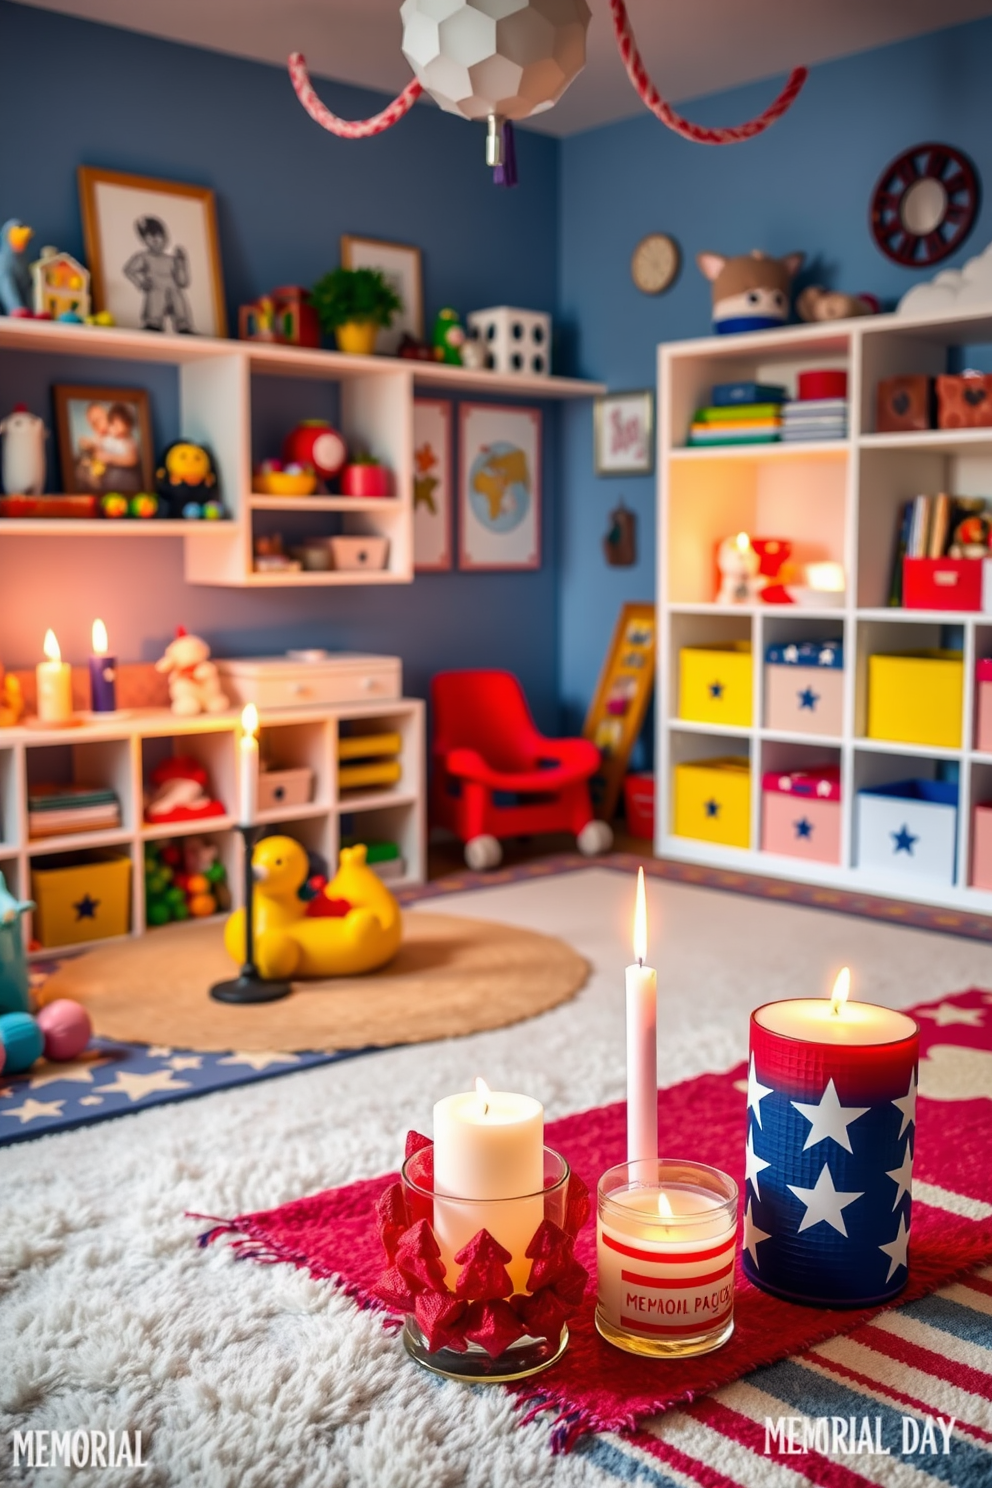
left=744, top=969, right=919, bottom=1307
left=596, top=1159, right=738, bottom=1357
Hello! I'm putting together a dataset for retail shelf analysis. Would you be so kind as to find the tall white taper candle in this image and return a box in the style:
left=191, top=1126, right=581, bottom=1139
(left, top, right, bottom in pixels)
left=239, top=703, right=259, bottom=826
left=626, top=867, right=658, bottom=1166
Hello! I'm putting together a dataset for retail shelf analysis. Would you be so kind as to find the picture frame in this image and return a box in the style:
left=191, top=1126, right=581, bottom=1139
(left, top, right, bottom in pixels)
left=53, top=384, right=155, bottom=497
left=593, top=389, right=655, bottom=476
left=459, top=403, right=541, bottom=572
left=340, top=235, right=422, bottom=355
left=78, top=166, right=227, bottom=338
left=413, top=398, right=453, bottom=572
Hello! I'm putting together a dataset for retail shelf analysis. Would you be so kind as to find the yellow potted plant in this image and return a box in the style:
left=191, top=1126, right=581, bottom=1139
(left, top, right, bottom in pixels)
left=309, top=268, right=402, bottom=355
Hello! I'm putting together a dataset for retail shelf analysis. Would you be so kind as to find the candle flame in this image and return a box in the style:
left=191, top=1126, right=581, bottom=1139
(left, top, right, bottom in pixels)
left=43, top=628, right=61, bottom=664
left=735, top=531, right=750, bottom=555
left=830, top=966, right=851, bottom=1017
left=633, top=866, right=648, bottom=965
left=657, top=1190, right=674, bottom=1219
left=92, top=618, right=108, bottom=656
left=241, top=703, right=259, bottom=738
left=474, top=1076, right=490, bottom=1117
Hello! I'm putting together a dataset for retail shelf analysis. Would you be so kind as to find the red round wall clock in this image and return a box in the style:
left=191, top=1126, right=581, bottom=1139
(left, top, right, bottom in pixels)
left=870, top=143, right=979, bottom=267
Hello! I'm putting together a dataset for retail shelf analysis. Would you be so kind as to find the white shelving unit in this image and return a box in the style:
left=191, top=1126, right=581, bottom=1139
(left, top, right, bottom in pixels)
left=656, top=307, right=992, bottom=913
left=0, top=696, right=425, bottom=958
left=0, top=318, right=602, bottom=587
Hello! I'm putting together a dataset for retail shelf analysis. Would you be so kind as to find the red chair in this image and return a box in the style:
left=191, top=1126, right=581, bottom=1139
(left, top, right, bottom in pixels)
left=431, top=670, right=613, bottom=868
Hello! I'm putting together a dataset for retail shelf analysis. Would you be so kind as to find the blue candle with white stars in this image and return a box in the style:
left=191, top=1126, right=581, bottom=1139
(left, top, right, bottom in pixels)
left=743, top=971, right=919, bottom=1308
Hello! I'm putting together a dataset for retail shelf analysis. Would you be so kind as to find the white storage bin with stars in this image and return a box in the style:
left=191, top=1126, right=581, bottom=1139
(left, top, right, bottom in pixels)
left=761, top=765, right=841, bottom=865
left=855, top=779, right=958, bottom=885
left=764, top=639, right=843, bottom=736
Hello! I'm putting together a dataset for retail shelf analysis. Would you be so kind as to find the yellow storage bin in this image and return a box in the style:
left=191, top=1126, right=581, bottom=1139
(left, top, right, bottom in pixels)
left=673, top=756, right=751, bottom=848
left=867, top=651, right=963, bottom=749
left=31, top=853, right=132, bottom=949
left=679, top=643, right=752, bottom=727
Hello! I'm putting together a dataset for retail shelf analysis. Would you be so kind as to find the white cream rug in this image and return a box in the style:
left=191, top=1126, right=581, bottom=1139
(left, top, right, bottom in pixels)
left=2, top=867, right=990, bottom=1487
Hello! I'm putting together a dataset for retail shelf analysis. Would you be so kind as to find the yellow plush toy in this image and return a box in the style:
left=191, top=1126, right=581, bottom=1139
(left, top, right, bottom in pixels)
left=224, top=837, right=402, bottom=979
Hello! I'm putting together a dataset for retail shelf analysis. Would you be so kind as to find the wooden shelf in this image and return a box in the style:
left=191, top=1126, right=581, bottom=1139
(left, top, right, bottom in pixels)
left=0, top=519, right=234, bottom=536
left=141, top=815, right=235, bottom=840
left=248, top=495, right=404, bottom=512
left=670, top=441, right=849, bottom=462
left=27, top=827, right=133, bottom=857
left=860, top=429, right=992, bottom=454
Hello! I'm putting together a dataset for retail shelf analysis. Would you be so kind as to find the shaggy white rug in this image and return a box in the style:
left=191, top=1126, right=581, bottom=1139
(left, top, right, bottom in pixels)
left=3, top=867, right=990, bottom=1487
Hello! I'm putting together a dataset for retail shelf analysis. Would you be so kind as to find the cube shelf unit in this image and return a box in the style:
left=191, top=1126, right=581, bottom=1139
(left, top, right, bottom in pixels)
left=656, top=307, right=992, bottom=913
left=0, top=696, right=425, bottom=958
left=0, top=318, right=601, bottom=585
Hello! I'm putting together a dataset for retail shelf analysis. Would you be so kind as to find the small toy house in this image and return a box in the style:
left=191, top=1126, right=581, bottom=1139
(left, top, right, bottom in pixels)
left=31, top=246, right=90, bottom=320
left=238, top=285, right=320, bottom=348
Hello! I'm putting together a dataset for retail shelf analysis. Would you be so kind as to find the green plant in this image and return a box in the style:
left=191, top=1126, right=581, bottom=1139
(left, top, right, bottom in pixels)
left=308, top=268, right=402, bottom=331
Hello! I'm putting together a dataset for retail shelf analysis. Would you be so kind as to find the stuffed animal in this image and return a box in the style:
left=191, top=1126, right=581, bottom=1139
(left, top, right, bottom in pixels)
left=949, top=512, right=992, bottom=558
left=796, top=286, right=880, bottom=323
left=154, top=628, right=230, bottom=717
left=0, top=871, right=32, bottom=1017
left=224, top=838, right=402, bottom=979
left=717, top=532, right=761, bottom=604
left=0, top=664, right=24, bottom=728
left=156, top=439, right=223, bottom=519
left=697, top=249, right=804, bottom=335
left=0, top=220, right=34, bottom=315
left=144, top=756, right=226, bottom=822
left=0, top=404, right=47, bottom=494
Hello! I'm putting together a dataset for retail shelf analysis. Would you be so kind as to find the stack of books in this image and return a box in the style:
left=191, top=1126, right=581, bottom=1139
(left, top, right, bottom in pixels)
left=687, top=380, right=786, bottom=447
left=781, top=397, right=848, bottom=442
left=28, top=784, right=121, bottom=839
left=886, top=493, right=986, bottom=605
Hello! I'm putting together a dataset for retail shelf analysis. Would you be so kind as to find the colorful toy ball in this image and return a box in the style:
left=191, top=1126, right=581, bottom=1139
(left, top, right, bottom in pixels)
left=0, top=1011, right=44, bottom=1074
left=129, top=492, right=159, bottom=519
left=36, top=999, right=92, bottom=1062
left=101, top=492, right=129, bottom=519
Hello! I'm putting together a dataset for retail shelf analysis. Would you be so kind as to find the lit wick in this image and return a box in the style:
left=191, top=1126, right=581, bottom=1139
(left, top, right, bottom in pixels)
left=474, top=1075, right=490, bottom=1117
left=657, top=1189, right=674, bottom=1219
left=633, top=866, right=647, bottom=970
left=830, top=966, right=851, bottom=1018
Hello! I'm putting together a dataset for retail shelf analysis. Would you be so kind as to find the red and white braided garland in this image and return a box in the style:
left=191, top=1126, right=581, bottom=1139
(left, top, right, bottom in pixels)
left=609, top=0, right=807, bottom=144
left=288, top=52, right=422, bottom=139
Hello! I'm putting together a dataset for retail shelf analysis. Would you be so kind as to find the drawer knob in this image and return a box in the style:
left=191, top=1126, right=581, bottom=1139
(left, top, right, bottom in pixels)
left=292, top=682, right=311, bottom=696
left=361, top=677, right=379, bottom=690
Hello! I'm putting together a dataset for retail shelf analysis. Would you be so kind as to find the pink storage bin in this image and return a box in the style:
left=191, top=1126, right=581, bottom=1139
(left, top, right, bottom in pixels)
left=761, top=766, right=841, bottom=865
left=972, top=803, right=992, bottom=889
left=765, top=667, right=843, bottom=735
left=976, top=659, right=992, bottom=752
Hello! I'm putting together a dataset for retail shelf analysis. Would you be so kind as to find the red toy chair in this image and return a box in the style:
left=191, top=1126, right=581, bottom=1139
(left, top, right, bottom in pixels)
left=431, top=670, right=614, bottom=869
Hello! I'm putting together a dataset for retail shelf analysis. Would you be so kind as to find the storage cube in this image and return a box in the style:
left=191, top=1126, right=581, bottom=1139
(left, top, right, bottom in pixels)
left=673, top=757, right=750, bottom=848
left=971, top=803, right=992, bottom=889
left=876, top=375, right=933, bottom=433
left=31, top=853, right=132, bottom=948
left=764, top=640, right=843, bottom=736
left=855, top=780, right=958, bottom=884
left=976, top=660, right=992, bottom=752
left=936, top=373, right=992, bottom=429
left=258, top=767, right=313, bottom=812
left=623, top=772, right=654, bottom=840
left=679, top=643, right=752, bottom=727
left=867, top=651, right=963, bottom=749
left=761, top=766, right=841, bottom=864
left=466, top=307, right=552, bottom=376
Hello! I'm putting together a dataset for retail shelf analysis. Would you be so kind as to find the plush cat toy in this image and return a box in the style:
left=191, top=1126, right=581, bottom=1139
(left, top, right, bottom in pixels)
left=697, top=249, right=804, bottom=335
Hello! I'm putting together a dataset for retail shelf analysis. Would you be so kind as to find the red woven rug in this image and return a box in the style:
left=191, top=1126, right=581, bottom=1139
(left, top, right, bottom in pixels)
left=195, top=988, right=992, bottom=1447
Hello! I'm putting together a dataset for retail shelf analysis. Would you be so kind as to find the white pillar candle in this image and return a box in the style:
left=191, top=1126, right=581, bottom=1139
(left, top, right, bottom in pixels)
left=239, top=703, right=259, bottom=826
left=626, top=867, right=658, bottom=1166
left=433, top=1079, right=544, bottom=1294
left=36, top=628, right=72, bottom=723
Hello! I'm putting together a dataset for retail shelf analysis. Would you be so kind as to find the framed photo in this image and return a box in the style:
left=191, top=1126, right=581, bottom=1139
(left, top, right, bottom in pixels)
left=340, top=235, right=422, bottom=355
left=459, top=404, right=541, bottom=571
left=594, top=389, right=655, bottom=475
left=53, top=385, right=154, bottom=496
left=413, top=399, right=453, bottom=572
left=78, top=166, right=227, bottom=337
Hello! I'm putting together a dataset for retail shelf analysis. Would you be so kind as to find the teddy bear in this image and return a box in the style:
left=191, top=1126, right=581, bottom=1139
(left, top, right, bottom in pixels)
left=155, top=627, right=230, bottom=717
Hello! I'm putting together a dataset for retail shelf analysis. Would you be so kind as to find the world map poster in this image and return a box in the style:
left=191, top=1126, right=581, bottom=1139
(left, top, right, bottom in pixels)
left=458, top=403, right=541, bottom=570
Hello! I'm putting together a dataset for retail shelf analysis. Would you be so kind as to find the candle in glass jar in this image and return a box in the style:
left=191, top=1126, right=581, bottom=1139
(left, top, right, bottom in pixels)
left=238, top=704, right=259, bottom=825
left=88, top=619, right=117, bottom=712
left=626, top=867, right=658, bottom=1167
left=36, top=629, right=73, bottom=723
left=433, top=1078, right=544, bottom=1293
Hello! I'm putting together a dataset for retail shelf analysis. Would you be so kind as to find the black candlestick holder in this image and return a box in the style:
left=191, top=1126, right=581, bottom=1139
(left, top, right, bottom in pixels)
left=209, top=824, right=291, bottom=1005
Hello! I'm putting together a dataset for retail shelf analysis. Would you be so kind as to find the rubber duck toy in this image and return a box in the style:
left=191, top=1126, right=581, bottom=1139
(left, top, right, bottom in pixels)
left=0, top=220, right=34, bottom=316
left=224, top=838, right=402, bottom=979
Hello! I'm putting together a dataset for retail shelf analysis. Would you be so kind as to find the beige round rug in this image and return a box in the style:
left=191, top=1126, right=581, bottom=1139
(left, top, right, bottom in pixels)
left=38, top=912, right=589, bottom=1053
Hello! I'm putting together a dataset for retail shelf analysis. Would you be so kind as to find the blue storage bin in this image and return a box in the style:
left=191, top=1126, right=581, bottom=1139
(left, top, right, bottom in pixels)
left=855, top=779, right=958, bottom=885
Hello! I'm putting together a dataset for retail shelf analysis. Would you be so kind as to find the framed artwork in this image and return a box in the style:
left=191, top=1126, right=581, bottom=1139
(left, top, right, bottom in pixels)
left=340, top=235, right=422, bottom=355
left=78, top=166, right=227, bottom=337
left=459, top=403, right=541, bottom=571
left=594, top=389, right=655, bottom=475
left=413, top=398, right=453, bottom=572
left=582, top=601, right=656, bottom=821
left=53, top=384, right=154, bottom=496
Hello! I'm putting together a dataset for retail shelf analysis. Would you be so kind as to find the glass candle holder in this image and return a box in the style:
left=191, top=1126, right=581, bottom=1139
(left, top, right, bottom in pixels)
left=400, top=1144, right=576, bottom=1383
left=596, top=1158, right=739, bottom=1358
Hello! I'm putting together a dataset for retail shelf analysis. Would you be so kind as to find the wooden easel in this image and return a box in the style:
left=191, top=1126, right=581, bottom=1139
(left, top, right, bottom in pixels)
left=582, top=601, right=656, bottom=822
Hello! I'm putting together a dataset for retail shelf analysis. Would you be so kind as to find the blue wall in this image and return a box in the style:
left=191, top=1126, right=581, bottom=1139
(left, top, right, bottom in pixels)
left=0, top=0, right=563, bottom=726
left=556, top=18, right=992, bottom=730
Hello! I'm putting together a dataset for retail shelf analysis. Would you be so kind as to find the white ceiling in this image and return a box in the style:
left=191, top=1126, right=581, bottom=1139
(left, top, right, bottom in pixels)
left=17, top=0, right=992, bottom=137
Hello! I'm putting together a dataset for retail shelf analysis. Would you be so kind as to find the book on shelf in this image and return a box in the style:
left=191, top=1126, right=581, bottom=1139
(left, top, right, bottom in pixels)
left=711, top=381, right=787, bottom=407
left=693, top=403, right=784, bottom=424
left=887, top=501, right=914, bottom=606
left=28, top=784, right=121, bottom=838
left=338, top=760, right=402, bottom=791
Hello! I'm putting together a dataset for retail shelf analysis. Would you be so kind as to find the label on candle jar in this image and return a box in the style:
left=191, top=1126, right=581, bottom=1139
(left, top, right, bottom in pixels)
left=597, top=1224, right=736, bottom=1339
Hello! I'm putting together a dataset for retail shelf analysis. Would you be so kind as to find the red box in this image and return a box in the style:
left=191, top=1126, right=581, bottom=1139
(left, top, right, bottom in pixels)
left=798, top=369, right=847, bottom=401
left=876, top=375, right=933, bottom=433
left=976, top=659, right=992, bottom=752
left=903, top=556, right=984, bottom=611
left=936, top=374, right=992, bottom=429
left=623, top=772, right=654, bottom=840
